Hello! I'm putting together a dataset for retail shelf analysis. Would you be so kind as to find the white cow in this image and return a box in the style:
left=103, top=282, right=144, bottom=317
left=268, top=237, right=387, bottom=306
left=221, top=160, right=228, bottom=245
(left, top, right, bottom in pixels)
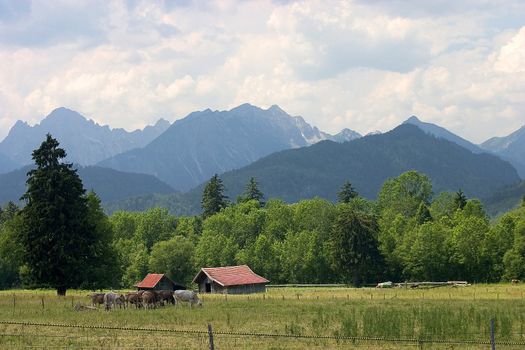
left=173, top=290, right=202, bottom=308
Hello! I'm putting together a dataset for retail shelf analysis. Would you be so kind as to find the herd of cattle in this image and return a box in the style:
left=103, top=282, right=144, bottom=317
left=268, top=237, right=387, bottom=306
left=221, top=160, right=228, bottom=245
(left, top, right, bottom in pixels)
left=90, top=290, right=202, bottom=310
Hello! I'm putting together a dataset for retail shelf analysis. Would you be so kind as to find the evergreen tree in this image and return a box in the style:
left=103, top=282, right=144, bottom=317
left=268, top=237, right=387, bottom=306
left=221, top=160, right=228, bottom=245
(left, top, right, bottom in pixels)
left=331, top=206, right=383, bottom=287
left=18, top=134, right=97, bottom=296
left=454, top=189, right=467, bottom=210
left=522, top=195, right=525, bottom=207
left=338, top=181, right=358, bottom=203
left=201, top=174, right=228, bottom=218
left=416, top=202, right=432, bottom=224
left=241, top=177, right=264, bottom=206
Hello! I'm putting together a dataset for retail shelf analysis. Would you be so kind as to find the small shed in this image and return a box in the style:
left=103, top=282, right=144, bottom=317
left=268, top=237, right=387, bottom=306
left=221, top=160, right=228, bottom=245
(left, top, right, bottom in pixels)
left=193, top=265, right=269, bottom=294
left=135, top=273, right=186, bottom=291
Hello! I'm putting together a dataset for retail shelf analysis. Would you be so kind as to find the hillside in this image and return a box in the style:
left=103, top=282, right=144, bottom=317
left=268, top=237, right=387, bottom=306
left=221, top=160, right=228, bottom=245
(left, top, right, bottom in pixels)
left=0, top=107, right=170, bottom=170
left=0, top=153, right=19, bottom=174
left=481, top=125, right=525, bottom=178
left=483, top=180, right=525, bottom=217
left=98, top=103, right=360, bottom=191
left=108, top=124, right=520, bottom=216
left=0, top=165, right=175, bottom=205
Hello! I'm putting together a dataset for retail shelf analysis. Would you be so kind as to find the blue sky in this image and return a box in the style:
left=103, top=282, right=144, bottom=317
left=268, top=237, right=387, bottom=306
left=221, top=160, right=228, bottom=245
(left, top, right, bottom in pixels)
left=0, top=0, right=524, bottom=142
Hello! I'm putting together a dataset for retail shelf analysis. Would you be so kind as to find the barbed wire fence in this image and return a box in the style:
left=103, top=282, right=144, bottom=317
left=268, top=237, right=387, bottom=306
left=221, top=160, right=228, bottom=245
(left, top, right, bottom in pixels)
left=1, top=320, right=525, bottom=349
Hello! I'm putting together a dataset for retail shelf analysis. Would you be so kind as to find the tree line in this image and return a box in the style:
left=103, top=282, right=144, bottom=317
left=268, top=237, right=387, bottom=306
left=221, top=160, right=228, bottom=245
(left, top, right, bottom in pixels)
left=1, top=135, right=525, bottom=294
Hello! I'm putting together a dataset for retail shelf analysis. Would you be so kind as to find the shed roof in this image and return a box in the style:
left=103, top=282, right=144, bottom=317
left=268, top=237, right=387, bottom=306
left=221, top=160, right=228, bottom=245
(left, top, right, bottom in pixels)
left=135, top=273, right=165, bottom=288
left=193, top=265, right=269, bottom=287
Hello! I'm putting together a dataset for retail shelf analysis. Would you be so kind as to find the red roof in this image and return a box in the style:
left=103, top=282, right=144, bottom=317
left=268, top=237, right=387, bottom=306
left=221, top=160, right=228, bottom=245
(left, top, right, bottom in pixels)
left=135, top=273, right=165, bottom=288
left=193, top=265, right=269, bottom=287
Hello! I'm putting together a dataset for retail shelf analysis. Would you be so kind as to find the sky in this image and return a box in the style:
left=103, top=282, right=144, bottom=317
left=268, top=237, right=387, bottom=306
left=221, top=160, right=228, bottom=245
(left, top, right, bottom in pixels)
left=0, top=0, right=524, bottom=143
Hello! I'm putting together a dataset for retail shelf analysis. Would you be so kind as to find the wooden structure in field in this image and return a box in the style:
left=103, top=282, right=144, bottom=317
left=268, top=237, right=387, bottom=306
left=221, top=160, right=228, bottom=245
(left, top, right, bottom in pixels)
left=135, top=273, right=186, bottom=291
left=193, top=265, right=269, bottom=294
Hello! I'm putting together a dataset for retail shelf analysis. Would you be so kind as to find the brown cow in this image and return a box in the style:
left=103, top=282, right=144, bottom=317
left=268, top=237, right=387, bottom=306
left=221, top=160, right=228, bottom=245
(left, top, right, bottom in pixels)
left=155, top=290, right=175, bottom=306
left=142, top=291, right=158, bottom=309
left=90, top=293, right=105, bottom=308
left=126, top=291, right=144, bottom=309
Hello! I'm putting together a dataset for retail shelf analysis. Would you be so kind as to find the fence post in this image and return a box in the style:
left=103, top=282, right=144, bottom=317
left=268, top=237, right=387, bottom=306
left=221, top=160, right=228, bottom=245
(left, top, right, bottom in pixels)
left=490, top=318, right=496, bottom=350
left=208, top=323, right=215, bottom=350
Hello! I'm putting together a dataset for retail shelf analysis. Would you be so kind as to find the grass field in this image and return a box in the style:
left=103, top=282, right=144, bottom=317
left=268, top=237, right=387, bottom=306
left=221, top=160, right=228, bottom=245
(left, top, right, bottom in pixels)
left=0, top=284, right=524, bottom=349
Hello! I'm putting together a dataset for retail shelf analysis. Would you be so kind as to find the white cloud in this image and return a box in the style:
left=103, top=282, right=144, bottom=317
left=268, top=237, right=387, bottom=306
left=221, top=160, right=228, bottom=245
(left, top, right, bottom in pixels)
left=0, top=0, right=524, bottom=144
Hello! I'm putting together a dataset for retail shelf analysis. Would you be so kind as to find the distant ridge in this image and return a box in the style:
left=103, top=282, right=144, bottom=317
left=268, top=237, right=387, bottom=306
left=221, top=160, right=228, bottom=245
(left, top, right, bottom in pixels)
left=403, top=116, right=482, bottom=153
left=0, top=107, right=170, bottom=171
left=98, top=103, right=361, bottom=191
left=481, top=125, right=525, bottom=178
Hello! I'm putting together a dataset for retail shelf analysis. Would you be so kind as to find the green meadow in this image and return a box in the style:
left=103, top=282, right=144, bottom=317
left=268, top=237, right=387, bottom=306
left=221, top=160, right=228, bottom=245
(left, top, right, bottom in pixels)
left=0, top=284, right=524, bottom=349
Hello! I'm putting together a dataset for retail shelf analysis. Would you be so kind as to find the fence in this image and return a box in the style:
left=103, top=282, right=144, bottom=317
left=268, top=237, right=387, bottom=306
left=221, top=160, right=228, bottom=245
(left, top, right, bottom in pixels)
left=1, top=320, right=525, bottom=349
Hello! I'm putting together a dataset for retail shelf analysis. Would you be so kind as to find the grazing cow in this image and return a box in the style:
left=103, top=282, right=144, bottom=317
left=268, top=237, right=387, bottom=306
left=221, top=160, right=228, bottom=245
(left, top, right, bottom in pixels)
left=511, top=279, right=521, bottom=284
left=142, top=291, right=158, bottom=309
left=126, top=291, right=144, bottom=309
left=90, top=293, right=105, bottom=308
left=104, top=292, right=125, bottom=311
left=155, top=290, right=176, bottom=306
left=174, top=290, right=202, bottom=308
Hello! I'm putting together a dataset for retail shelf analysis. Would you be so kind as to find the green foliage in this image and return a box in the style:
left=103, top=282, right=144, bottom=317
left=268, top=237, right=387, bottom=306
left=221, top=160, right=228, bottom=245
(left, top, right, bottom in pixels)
left=454, top=189, right=467, bottom=210
left=331, top=205, right=383, bottom=286
left=149, top=236, right=195, bottom=285
left=0, top=214, right=24, bottom=289
left=201, top=174, right=228, bottom=218
left=416, top=202, right=432, bottom=224
left=82, top=192, right=120, bottom=289
left=135, top=207, right=176, bottom=250
left=337, top=181, right=358, bottom=203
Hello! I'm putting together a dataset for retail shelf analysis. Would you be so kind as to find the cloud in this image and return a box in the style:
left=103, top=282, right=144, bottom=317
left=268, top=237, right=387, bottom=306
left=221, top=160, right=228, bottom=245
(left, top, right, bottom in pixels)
left=0, top=0, right=524, bottom=144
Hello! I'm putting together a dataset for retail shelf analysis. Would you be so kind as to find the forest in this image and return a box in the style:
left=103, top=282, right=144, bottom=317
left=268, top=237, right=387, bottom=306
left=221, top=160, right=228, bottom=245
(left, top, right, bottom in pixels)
left=1, top=159, right=525, bottom=291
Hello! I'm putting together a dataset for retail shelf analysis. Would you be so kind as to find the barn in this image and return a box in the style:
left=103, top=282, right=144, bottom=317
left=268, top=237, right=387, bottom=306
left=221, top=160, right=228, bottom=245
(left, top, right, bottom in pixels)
left=135, top=273, right=186, bottom=291
left=193, top=265, right=269, bottom=294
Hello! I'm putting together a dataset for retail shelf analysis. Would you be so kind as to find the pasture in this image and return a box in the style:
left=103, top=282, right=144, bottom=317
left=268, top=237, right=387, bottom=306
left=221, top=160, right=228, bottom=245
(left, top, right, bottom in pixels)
left=0, top=284, right=524, bottom=349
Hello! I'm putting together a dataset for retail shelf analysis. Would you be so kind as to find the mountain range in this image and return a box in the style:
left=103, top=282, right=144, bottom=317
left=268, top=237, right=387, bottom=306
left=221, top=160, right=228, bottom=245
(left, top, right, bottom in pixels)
left=0, top=107, right=170, bottom=172
left=98, top=104, right=360, bottom=191
left=107, top=124, right=520, bottom=216
left=0, top=104, right=523, bottom=217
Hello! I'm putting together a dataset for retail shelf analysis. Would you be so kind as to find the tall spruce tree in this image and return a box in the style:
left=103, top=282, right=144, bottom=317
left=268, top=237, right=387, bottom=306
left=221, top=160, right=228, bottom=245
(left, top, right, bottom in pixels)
left=19, top=134, right=96, bottom=296
left=241, top=177, right=264, bottom=206
left=338, top=181, right=358, bottom=203
left=331, top=206, right=383, bottom=287
left=201, top=174, right=228, bottom=218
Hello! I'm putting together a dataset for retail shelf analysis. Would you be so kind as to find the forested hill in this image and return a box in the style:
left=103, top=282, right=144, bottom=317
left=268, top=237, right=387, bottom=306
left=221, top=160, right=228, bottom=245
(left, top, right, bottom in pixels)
left=483, top=180, right=525, bottom=217
left=107, top=124, right=521, bottom=216
left=0, top=166, right=175, bottom=204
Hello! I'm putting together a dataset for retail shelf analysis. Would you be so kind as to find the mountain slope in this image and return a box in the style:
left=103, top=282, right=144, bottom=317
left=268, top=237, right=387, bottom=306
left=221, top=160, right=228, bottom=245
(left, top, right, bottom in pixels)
left=98, top=104, right=360, bottom=191
left=108, top=124, right=520, bottom=216
left=0, top=165, right=175, bottom=204
left=0, top=153, right=20, bottom=174
left=404, top=116, right=482, bottom=153
left=481, top=125, right=525, bottom=178
left=483, top=180, right=525, bottom=217
left=0, top=108, right=170, bottom=168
